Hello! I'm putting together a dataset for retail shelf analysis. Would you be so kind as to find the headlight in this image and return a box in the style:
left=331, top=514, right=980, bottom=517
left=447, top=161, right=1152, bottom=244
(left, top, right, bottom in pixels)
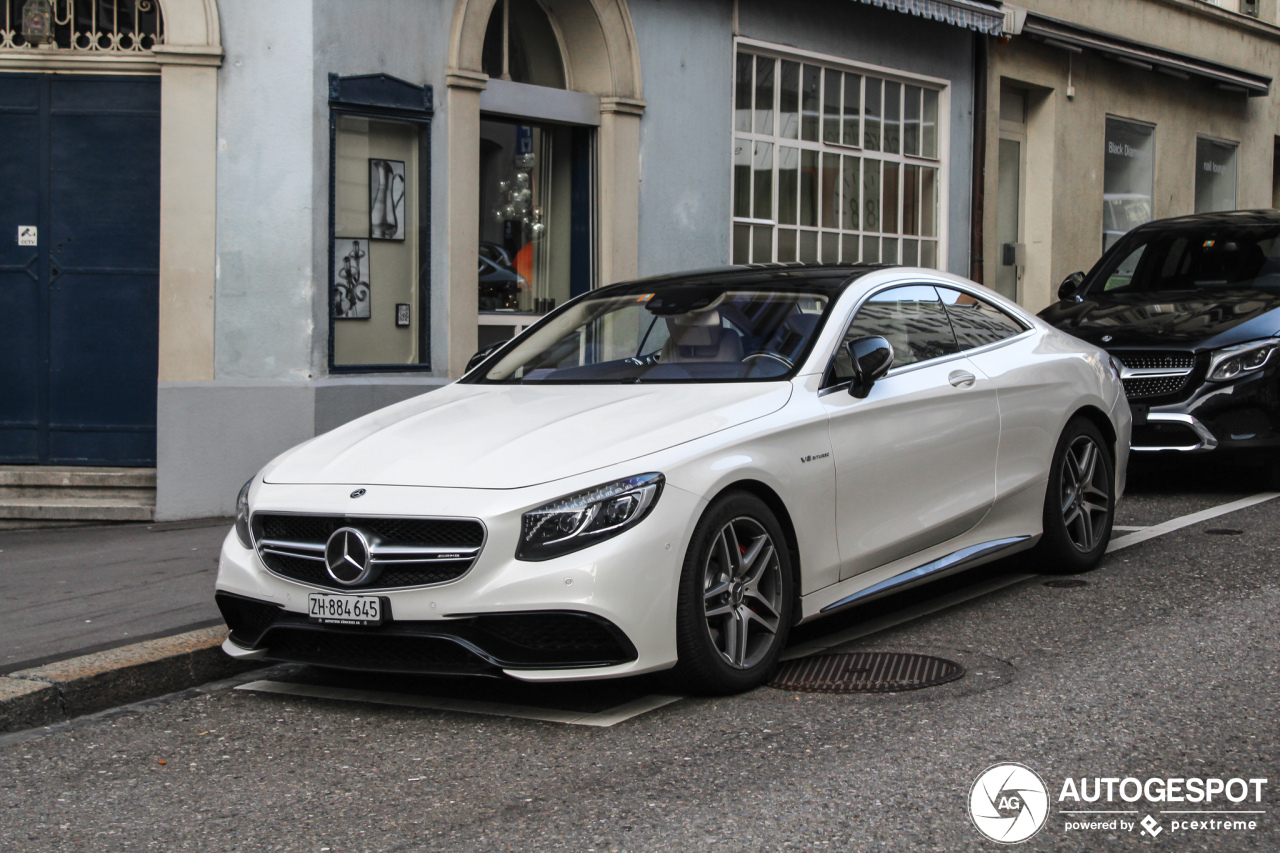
left=1208, top=340, right=1277, bottom=381
left=517, top=473, right=664, bottom=561
left=234, top=478, right=253, bottom=549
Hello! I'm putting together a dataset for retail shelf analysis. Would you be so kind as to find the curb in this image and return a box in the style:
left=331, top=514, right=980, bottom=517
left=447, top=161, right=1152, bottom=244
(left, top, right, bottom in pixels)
left=0, top=626, right=261, bottom=735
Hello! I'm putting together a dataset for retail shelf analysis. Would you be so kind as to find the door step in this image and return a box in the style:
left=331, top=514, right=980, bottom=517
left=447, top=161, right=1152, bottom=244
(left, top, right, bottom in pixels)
left=0, top=466, right=156, bottom=529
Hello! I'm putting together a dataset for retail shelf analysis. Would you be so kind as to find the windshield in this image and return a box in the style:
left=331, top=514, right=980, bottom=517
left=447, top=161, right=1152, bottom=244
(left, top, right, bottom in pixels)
left=473, top=285, right=832, bottom=383
left=1091, top=223, right=1280, bottom=295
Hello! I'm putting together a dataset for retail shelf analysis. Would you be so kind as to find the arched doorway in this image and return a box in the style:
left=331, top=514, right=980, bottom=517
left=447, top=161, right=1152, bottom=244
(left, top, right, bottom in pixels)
left=445, top=0, right=644, bottom=376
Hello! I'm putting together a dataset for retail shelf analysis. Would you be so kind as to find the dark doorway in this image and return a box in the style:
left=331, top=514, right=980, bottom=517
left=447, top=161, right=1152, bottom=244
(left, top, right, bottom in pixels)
left=0, top=74, right=160, bottom=466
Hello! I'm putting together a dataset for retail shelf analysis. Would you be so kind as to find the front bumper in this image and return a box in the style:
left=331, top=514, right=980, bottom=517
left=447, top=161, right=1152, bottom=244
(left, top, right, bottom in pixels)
left=214, top=480, right=704, bottom=681
left=1133, top=363, right=1280, bottom=454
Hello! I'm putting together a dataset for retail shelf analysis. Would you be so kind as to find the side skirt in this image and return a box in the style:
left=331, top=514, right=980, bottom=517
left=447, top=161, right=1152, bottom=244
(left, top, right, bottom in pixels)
left=814, top=536, right=1033, bottom=618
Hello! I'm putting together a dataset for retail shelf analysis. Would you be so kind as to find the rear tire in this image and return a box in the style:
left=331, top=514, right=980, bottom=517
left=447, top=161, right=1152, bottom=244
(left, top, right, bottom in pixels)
left=671, top=492, right=794, bottom=695
left=1034, top=416, right=1116, bottom=575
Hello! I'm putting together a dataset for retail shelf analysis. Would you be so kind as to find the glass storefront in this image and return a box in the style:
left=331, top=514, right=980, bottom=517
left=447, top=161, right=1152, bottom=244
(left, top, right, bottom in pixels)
left=1102, top=117, right=1155, bottom=252
left=478, top=118, right=591, bottom=345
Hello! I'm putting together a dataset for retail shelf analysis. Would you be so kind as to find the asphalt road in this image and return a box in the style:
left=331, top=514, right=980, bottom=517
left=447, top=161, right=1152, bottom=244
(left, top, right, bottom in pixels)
left=0, top=519, right=229, bottom=673
left=1, top=458, right=1277, bottom=851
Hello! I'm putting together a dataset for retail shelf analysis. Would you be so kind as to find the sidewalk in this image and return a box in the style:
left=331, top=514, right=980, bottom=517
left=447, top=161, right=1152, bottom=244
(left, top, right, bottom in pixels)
left=0, top=518, right=230, bottom=674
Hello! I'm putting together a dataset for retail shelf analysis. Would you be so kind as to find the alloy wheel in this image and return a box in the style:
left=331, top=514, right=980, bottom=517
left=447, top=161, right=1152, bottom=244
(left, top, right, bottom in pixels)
left=702, top=516, right=784, bottom=669
left=1060, top=435, right=1110, bottom=552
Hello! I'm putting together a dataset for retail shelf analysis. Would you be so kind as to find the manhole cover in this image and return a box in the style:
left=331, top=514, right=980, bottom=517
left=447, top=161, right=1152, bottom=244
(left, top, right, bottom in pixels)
left=1043, top=579, right=1089, bottom=588
left=1205, top=528, right=1243, bottom=536
left=770, top=652, right=964, bottom=694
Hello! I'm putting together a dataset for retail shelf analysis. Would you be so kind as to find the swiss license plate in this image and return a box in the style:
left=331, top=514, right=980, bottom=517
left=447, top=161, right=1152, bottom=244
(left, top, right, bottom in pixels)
left=308, top=593, right=383, bottom=626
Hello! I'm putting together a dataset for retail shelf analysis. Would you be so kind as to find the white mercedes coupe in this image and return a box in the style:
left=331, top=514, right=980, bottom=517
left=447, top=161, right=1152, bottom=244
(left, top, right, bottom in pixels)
left=216, top=265, right=1130, bottom=694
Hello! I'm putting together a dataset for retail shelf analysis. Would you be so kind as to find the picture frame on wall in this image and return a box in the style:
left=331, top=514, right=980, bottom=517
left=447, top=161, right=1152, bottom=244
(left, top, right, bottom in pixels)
left=333, top=238, right=371, bottom=319
left=369, top=158, right=407, bottom=241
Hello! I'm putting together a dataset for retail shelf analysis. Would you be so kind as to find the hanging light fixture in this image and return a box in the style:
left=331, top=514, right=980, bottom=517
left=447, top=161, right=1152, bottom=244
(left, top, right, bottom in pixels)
left=21, top=0, right=55, bottom=46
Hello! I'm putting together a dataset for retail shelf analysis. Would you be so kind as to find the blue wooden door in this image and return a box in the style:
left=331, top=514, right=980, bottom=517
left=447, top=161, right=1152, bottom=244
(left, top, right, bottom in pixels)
left=0, top=74, right=160, bottom=466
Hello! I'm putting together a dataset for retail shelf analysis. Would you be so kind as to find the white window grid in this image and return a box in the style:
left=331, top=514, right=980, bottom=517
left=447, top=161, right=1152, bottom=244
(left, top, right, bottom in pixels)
left=732, top=41, right=949, bottom=270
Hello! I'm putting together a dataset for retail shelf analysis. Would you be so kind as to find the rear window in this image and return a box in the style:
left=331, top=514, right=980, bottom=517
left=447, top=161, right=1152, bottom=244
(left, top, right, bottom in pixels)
left=1090, top=223, right=1280, bottom=294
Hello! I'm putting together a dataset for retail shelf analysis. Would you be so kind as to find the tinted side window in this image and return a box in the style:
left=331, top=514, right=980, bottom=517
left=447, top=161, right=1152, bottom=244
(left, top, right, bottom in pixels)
left=830, top=285, right=959, bottom=382
left=937, top=287, right=1025, bottom=349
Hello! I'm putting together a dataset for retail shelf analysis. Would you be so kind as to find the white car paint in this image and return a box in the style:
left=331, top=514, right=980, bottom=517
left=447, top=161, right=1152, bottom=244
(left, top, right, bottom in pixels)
left=217, top=267, right=1131, bottom=681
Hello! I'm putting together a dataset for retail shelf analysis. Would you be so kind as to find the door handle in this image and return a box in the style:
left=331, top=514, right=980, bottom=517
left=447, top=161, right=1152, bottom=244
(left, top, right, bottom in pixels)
left=948, top=371, right=976, bottom=388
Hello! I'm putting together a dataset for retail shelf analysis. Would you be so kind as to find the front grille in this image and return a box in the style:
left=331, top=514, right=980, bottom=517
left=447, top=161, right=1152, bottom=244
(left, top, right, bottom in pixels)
left=475, top=613, right=630, bottom=654
left=1211, top=407, right=1275, bottom=441
left=255, top=514, right=484, bottom=548
left=1132, top=422, right=1204, bottom=449
left=264, top=628, right=491, bottom=675
left=251, top=513, right=486, bottom=591
left=1123, top=375, right=1190, bottom=399
left=216, top=593, right=289, bottom=647
left=1110, top=349, right=1197, bottom=401
left=1111, top=350, right=1195, bottom=371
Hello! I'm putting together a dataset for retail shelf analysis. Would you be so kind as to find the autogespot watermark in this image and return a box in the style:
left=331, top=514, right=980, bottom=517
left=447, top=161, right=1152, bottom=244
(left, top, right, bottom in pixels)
left=967, top=764, right=1268, bottom=843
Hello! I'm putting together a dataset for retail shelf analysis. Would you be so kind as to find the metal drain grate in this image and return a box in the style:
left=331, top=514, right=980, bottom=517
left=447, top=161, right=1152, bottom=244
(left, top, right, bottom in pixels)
left=1044, top=579, right=1089, bottom=588
left=770, top=652, right=964, bottom=694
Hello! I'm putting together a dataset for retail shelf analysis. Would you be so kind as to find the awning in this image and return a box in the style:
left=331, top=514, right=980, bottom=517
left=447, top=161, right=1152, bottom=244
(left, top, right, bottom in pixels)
left=1022, top=13, right=1270, bottom=97
left=853, top=0, right=1005, bottom=36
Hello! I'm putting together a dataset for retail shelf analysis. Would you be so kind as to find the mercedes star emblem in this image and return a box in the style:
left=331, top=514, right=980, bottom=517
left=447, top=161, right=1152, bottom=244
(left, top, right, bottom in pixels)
left=350, top=488, right=366, bottom=499
left=324, top=527, right=373, bottom=585
left=1101, top=335, right=1113, bottom=342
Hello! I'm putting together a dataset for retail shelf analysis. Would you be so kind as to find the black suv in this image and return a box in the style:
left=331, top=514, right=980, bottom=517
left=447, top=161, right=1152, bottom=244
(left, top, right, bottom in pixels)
left=1041, top=210, right=1280, bottom=479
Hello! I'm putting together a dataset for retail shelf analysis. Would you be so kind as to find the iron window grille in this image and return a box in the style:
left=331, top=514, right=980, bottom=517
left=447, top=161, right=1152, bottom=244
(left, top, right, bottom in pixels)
left=1, top=0, right=162, bottom=52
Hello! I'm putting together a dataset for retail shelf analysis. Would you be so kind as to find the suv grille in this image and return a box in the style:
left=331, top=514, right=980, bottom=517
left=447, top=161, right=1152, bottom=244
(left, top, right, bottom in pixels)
left=1111, top=351, right=1195, bottom=371
left=1111, top=349, right=1196, bottom=401
left=1123, top=375, right=1189, bottom=399
left=251, top=513, right=485, bottom=591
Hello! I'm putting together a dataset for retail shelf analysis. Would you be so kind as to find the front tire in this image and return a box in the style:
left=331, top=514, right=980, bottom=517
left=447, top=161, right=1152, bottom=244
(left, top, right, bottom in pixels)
left=1035, top=416, right=1116, bottom=575
left=672, top=492, right=794, bottom=695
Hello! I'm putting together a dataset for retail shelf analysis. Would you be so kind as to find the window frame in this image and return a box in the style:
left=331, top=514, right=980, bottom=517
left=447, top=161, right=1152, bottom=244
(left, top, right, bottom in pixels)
left=820, top=280, right=1032, bottom=392
left=1102, top=114, right=1157, bottom=255
left=731, top=37, right=951, bottom=270
left=1193, top=133, right=1239, bottom=214
left=327, top=73, right=434, bottom=374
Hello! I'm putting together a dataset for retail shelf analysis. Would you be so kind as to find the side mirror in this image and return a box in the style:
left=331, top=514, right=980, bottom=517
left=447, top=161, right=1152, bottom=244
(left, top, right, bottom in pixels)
left=1057, top=271, right=1086, bottom=301
left=846, top=336, right=894, bottom=398
left=465, top=341, right=506, bottom=374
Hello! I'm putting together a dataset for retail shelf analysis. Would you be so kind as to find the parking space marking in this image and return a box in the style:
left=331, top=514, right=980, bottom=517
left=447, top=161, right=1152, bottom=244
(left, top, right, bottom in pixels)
left=1106, top=492, right=1280, bottom=553
left=1112, top=525, right=1145, bottom=532
left=234, top=680, right=681, bottom=728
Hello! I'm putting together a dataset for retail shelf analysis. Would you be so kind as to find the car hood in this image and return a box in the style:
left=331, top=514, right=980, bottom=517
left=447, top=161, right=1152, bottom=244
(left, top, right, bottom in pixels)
left=264, top=381, right=793, bottom=489
left=1039, top=289, right=1280, bottom=350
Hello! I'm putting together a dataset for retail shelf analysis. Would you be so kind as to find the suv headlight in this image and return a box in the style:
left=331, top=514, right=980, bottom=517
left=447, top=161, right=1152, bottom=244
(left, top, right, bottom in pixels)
left=234, top=478, right=254, bottom=549
left=1208, top=340, right=1277, bottom=381
left=517, top=473, right=664, bottom=561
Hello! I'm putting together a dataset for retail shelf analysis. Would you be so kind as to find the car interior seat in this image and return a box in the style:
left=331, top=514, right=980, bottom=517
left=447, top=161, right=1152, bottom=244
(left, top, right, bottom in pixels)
left=661, top=309, right=743, bottom=363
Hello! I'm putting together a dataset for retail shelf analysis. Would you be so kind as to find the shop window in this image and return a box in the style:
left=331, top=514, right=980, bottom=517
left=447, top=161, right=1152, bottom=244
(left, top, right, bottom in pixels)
left=482, top=0, right=565, bottom=89
left=328, top=74, right=433, bottom=371
left=1103, top=117, right=1155, bottom=252
left=733, top=46, right=944, bottom=269
left=1194, top=136, right=1238, bottom=213
left=478, top=119, right=591, bottom=328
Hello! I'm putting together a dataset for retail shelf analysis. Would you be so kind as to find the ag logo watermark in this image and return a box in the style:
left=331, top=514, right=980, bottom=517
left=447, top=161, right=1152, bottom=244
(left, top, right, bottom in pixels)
left=968, top=763, right=1268, bottom=843
left=969, top=763, right=1050, bottom=844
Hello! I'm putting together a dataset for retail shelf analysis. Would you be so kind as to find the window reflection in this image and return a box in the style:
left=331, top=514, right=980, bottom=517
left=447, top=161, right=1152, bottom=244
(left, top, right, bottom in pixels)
left=479, top=119, right=583, bottom=314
